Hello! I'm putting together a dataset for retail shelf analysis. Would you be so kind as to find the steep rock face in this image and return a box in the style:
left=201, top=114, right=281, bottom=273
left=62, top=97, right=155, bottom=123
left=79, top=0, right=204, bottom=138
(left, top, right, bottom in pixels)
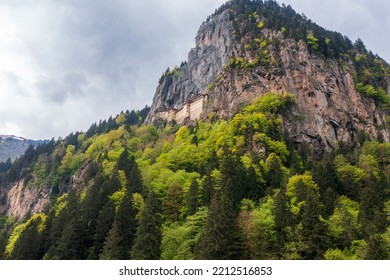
left=146, top=6, right=390, bottom=154
left=0, top=160, right=92, bottom=220
left=0, top=181, right=49, bottom=220
left=204, top=31, right=390, bottom=153
left=145, top=10, right=234, bottom=123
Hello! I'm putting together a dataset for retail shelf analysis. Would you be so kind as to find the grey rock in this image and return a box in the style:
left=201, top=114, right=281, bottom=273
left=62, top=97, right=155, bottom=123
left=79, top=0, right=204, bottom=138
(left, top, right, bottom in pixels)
left=145, top=10, right=233, bottom=123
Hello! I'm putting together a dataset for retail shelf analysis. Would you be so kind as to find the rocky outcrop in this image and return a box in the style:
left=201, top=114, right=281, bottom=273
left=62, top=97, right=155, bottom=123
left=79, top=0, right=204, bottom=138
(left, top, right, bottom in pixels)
left=0, top=181, right=49, bottom=220
left=145, top=10, right=234, bottom=123
left=0, top=160, right=93, bottom=220
left=204, top=31, right=390, bottom=153
left=146, top=7, right=390, bottom=154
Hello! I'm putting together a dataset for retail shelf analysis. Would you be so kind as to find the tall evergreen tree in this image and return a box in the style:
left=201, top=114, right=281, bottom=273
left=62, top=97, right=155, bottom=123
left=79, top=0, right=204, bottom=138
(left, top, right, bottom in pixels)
left=162, top=183, right=183, bottom=222
left=265, top=153, right=287, bottom=189
left=359, top=174, right=387, bottom=236
left=187, top=178, right=199, bottom=216
left=274, top=187, right=293, bottom=243
left=101, top=185, right=137, bottom=259
left=91, top=200, right=116, bottom=259
left=194, top=179, right=244, bottom=260
left=300, top=188, right=330, bottom=259
left=131, top=192, right=162, bottom=260
left=100, top=221, right=124, bottom=260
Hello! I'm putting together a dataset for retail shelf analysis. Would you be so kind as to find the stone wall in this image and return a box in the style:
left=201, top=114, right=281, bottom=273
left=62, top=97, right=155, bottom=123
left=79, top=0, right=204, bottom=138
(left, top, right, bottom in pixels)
left=189, top=95, right=205, bottom=120
left=155, top=94, right=207, bottom=124
left=175, top=104, right=190, bottom=123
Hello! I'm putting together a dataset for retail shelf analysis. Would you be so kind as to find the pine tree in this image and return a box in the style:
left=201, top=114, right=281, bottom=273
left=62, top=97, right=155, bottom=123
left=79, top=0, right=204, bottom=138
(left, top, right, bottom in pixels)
left=187, top=178, right=199, bottom=216
left=246, top=165, right=264, bottom=201
left=100, top=221, right=124, bottom=260
left=219, top=148, right=247, bottom=208
left=55, top=216, right=88, bottom=259
left=265, top=153, right=286, bottom=189
left=101, top=189, right=137, bottom=259
left=300, top=188, right=330, bottom=259
left=131, top=192, right=162, bottom=260
left=201, top=171, right=214, bottom=207
left=90, top=200, right=116, bottom=259
left=162, top=183, right=183, bottom=222
left=194, top=180, right=244, bottom=260
left=359, top=174, right=386, bottom=237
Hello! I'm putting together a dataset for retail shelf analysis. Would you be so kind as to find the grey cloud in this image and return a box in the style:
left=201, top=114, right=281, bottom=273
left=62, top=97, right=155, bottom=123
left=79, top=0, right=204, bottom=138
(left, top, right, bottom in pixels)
left=36, top=72, right=88, bottom=104
left=1, top=0, right=388, bottom=140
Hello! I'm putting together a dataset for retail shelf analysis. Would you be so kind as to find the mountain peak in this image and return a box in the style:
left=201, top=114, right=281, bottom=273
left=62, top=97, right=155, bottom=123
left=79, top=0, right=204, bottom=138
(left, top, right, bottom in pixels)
left=0, top=135, right=45, bottom=162
left=0, top=135, right=27, bottom=142
left=146, top=0, right=390, bottom=154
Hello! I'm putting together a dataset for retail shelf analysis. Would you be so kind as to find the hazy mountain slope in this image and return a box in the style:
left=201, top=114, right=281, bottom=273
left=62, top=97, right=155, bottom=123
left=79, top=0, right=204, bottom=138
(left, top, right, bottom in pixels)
left=0, top=135, right=46, bottom=162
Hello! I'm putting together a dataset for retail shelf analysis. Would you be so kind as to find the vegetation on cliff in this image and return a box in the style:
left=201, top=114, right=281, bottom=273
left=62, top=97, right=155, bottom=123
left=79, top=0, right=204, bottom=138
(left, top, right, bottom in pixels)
left=0, top=92, right=389, bottom=260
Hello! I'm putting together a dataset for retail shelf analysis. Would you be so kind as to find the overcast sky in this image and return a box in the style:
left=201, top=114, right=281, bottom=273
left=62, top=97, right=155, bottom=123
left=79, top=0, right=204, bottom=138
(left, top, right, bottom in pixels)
left=1, top=0, right=389, bottom=140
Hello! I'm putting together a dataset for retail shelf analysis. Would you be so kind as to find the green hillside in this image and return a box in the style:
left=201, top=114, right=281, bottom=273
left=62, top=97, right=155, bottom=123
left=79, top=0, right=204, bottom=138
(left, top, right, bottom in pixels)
left=1, top=92, right=389, bottom=260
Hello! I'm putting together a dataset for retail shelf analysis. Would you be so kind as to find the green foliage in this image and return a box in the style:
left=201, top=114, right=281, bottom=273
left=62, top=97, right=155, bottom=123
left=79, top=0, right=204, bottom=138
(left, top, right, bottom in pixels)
left=161, top=207, right=208, bottom=260
left=356, top=83, right=390, bottom=109
left=245, top=93, right=295, bottom=114
left=1, top=82, right=389, bottom=260
left=5, top=214, right=46, bottom=258
left=327, top=196, right=361, bottom=246
left=131, top=192, right=162, bottom=260
left=306, top=34, right=319, bottom=50
left=238, top=197, right=277, bottom=259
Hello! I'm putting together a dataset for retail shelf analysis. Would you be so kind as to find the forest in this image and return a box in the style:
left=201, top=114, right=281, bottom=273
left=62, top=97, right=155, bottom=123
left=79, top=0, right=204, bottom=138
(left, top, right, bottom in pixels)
left=0, top=0, right=390, bottom=260
left=0, top=92, right=389, bottom=260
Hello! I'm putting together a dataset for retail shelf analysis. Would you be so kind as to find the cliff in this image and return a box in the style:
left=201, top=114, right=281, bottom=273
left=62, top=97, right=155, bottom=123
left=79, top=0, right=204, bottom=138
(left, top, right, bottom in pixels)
left=205, top=31, right=390, bottom=155
left=144, top=9, right=234, bottom=123
left=146, top=1, right=390, bottom=154
left=0, top=181, right=49, bottom=219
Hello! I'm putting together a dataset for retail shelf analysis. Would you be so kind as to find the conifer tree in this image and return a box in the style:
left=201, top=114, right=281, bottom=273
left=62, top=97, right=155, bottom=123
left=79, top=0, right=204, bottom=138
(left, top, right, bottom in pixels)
left=246, top=165, right=264, bottom=201
left=300, top=188, right=330, bottom=259
left=194, top=179, right=244, bottom=260
left=265, top=153, right=287, bottom=189
left=100, top=182, right=137, bottom=259
left=201, top=172, right=214, bottom=207
left=131, top=192, right=162, bottom=260
left=100, top=221, right=123, bottom=260
left=187, top=178, right=199, bottom=216
left=91, top=200, right=116, bottom=259
left=359, top=174, right=387, bottom=236
left=195, top=148, right=245, bottom=259
left=162, top=183, right=183, bottom=222
left=274, top=187, right=293, bottom=241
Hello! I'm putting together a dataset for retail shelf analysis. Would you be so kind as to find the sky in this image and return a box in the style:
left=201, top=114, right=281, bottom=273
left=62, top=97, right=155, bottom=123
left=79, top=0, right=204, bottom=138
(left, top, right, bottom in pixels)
left=0, top=0, right=389, bottom=140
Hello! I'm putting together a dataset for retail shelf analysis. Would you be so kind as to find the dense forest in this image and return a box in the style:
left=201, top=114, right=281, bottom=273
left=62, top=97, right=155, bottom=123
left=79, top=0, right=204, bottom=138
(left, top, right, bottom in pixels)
left=0, top=92, right=389, bottom=260
left=0, top=0, right=390, bottom=260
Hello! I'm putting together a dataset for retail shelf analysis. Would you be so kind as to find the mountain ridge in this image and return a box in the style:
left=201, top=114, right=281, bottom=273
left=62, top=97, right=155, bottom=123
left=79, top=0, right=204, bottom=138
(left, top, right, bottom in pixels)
left=0, top=135, right=46, bottom=163
left=145, top=0, right=390, bottom=155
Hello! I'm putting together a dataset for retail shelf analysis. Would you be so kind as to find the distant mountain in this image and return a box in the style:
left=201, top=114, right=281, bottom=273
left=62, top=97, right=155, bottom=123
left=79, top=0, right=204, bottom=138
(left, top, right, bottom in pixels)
left=0, top=135, right=45, bottom=162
